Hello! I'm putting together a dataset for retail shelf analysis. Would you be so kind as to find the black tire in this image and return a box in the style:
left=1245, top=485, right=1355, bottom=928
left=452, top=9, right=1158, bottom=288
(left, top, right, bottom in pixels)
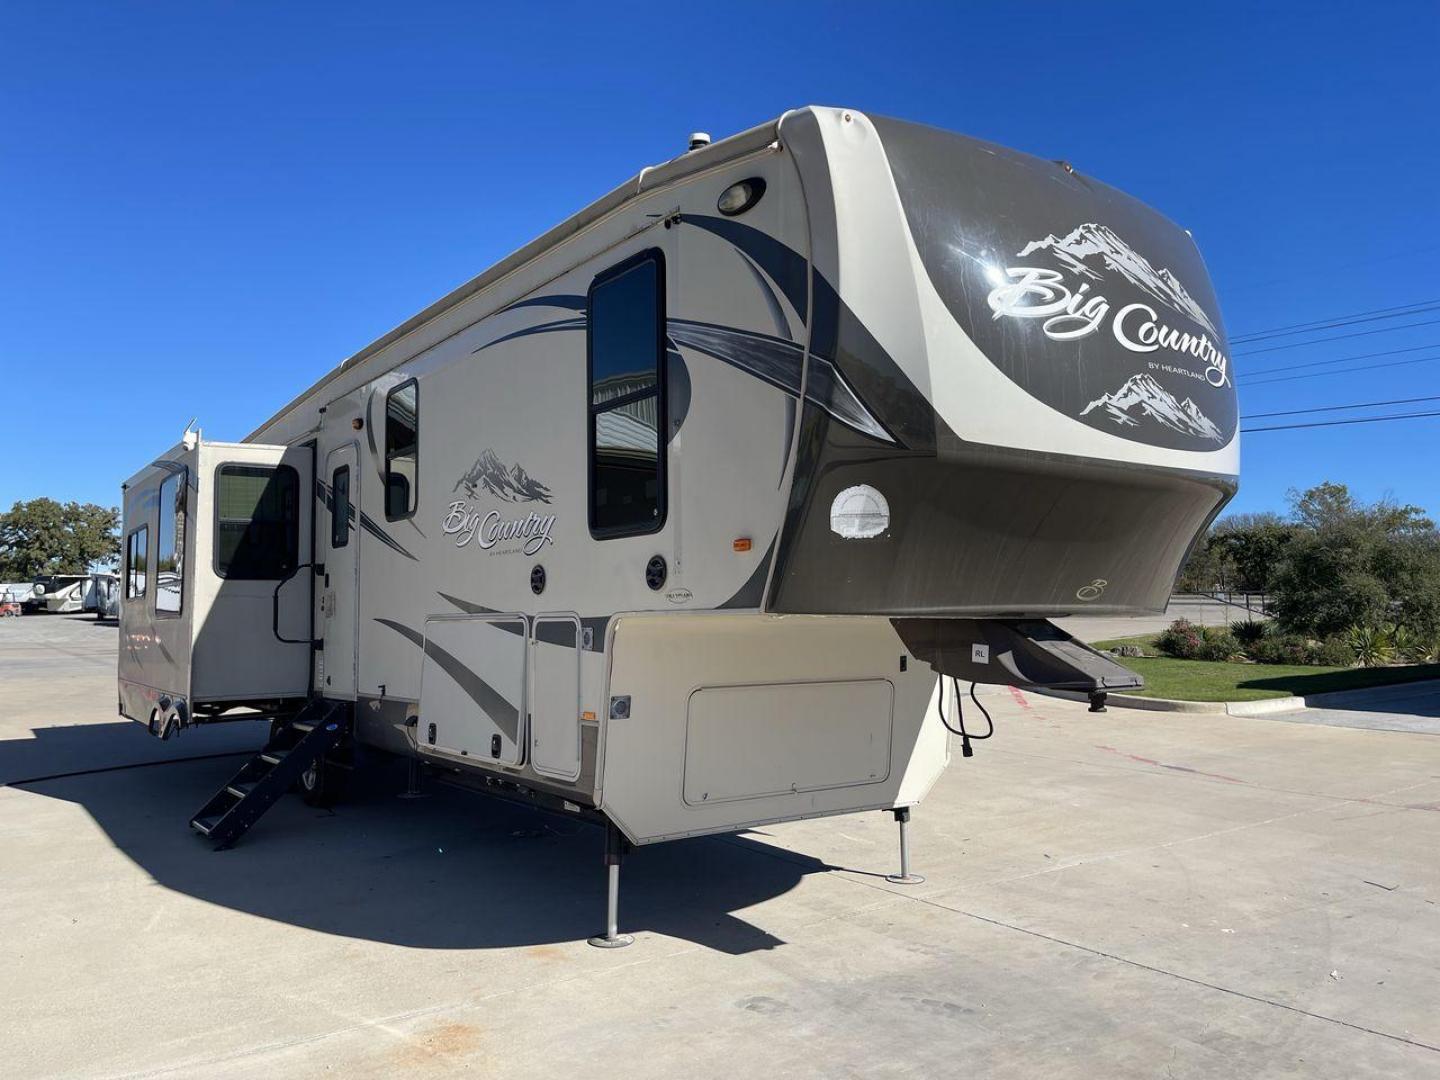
left=299, top=755, right=348, bottom=807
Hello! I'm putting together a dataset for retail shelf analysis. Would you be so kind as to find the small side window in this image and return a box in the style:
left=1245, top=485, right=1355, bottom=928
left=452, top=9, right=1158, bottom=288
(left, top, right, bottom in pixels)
left=156, top=469, right=186, bottom=614
left=126, top=526, right=149, bottom=600
left=385, top=380, right=418, bottom=520
left=331, top=465, right=351, bottom=549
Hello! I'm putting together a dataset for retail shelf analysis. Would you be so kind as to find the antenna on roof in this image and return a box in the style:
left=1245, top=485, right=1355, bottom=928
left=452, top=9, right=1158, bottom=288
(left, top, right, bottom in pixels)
left=182, top=417, right=201, bottom=450
left=687, top=132, right=711, bottom=152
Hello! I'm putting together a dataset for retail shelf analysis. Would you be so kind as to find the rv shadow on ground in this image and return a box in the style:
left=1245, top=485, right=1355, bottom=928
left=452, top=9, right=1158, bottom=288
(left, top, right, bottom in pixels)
left=10, top=724, right=833, bottom=955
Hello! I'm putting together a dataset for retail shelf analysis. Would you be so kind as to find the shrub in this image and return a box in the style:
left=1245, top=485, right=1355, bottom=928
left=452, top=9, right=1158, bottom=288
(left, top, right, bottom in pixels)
left=1229, top=618, right=1269, bottom=647
left=1347, top=625, right=1394, bottom=668
left=1195, top=628, right=1241, bottom=662
left=1404, top=634, right=1440, bottom=664
left=1312, top=635, right=1356, bottom=666
left=1156, top=619, right=1204, bottom=659
left=1249, top=633, right=1315, bottom=666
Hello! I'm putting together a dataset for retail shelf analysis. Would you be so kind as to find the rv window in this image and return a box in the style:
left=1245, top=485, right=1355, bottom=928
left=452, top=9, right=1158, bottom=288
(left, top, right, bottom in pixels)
left=156, top=469, right=186, bottom=614
left=214, top=464, right=300, bottom=580
left=385, top=380, right=418, bottom=520
left=126, top=526, right=149, bottom=600
left=331, top=465, right=350, bottom=548
left=588, top=250, right=665, bottom=537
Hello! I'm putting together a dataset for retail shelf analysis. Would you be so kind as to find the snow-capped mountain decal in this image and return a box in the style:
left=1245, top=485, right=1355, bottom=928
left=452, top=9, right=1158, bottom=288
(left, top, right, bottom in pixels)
left=455, top=449, right=553, bottom=503
left=1081, top=374, right=1223, bottom=443
left=1018, top=223, right=1219, bottom=336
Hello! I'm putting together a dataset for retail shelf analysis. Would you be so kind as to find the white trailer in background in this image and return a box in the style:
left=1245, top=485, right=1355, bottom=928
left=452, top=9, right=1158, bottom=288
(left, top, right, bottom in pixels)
left=30, top=574, right=93, bottom=614
left=119, top=107, right=1238, bottom=946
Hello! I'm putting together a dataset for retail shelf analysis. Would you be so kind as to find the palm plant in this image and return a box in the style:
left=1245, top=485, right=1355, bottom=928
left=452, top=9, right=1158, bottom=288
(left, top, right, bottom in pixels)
left=1390, top=625, right=1418, bottom=664
left=1346, top=624, right=1394, bottom=668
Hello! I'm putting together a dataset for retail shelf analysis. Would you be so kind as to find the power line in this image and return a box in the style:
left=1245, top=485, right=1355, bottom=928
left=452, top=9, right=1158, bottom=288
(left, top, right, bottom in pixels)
left=1243, top=409, right=1440, bottom=433
left=1241, top=352, right=1440, bottom=386
left=1231, top=300, right=1440, bottom=344
left=1234, top=316, right=1440, bottom=356
left=1242, top=341, right=1440, bottom=377
left=1242, top=395, right=1440, bottom=420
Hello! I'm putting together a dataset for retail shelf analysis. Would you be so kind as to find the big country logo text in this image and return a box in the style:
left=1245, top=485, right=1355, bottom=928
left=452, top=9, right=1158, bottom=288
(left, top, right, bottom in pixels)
left=985, top=223, right=1231, bottom=390
left=442, top=449, right=556, bottom=556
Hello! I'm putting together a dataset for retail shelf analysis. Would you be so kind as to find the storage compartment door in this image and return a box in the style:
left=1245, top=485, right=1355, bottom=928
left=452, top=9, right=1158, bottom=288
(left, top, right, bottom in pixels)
left=530, top=615, right=582, bottom=782
left=420, top=615, right=527, bottom=767
left=682, top=679, right=894, bottom=806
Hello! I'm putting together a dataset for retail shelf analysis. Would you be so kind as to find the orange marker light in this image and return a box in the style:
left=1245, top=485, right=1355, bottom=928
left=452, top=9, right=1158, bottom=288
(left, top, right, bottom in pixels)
left=733, top=537, right=752, bottom=553
left=581, top=711, right=596, bottom=721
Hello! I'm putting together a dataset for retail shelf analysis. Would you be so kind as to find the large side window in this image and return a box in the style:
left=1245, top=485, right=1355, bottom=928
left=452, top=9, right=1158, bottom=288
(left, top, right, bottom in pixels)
left=126, top=526, right=149, bottom=600
left=156, top=469, right=187, bottom=614
left=385, top=380, right=418, bottom=520
left=331, top=465, right=351, bottom=548
left=587, top=250, right=665, bottom=537
left=214, top=464, right=299, bottom=579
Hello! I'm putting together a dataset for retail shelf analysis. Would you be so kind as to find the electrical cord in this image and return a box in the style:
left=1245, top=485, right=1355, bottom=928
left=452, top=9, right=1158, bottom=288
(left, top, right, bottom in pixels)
left=936, top=677, right=995, bottom=758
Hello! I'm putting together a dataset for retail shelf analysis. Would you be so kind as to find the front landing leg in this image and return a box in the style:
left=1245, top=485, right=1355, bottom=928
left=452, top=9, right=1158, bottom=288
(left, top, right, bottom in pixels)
left=588, top=822, right=635, bottom=948
left=885, top=807, right=925, bottom=885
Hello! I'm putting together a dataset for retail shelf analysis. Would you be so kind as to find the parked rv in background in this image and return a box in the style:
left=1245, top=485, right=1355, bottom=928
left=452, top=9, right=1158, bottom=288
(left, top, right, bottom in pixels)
left=29, top=574, right=94, bottom=614
left=90, top=572, right=120, bottom=620
left=118, top=107, right=1238, bottom=947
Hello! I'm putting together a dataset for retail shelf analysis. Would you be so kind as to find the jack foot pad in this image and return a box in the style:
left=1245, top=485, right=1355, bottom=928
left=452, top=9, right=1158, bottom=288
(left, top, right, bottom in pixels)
left=886, top=873, right=926, bottom=885
left=588, top=933, right=635, bottom=949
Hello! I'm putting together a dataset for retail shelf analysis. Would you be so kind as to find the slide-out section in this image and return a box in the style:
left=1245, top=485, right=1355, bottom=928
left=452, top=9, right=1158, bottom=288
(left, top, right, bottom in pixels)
left=120, top=436, right=314, bottom=731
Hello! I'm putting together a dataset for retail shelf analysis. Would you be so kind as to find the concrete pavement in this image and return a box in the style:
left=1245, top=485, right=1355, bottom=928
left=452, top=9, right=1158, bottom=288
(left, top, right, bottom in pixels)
left=2, top=615, right=1439, bottom=1078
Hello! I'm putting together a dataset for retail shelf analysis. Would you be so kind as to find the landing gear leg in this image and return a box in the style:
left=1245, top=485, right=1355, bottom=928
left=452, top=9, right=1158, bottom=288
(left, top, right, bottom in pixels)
left=588, top=822, right=634, bottom=948
left=398, top=755, right=425, bottom=799
left=885, top=807, right=925, bottom=885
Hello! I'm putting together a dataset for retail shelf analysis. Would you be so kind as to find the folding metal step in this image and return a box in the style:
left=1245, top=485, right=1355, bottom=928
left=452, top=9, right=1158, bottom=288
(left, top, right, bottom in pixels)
left=188, top=700, right=350, bottom=850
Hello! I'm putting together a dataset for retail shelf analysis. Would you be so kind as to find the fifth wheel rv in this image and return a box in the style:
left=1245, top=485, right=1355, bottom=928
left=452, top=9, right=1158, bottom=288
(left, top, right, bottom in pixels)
left=119, top=107, right=1238, bottom=947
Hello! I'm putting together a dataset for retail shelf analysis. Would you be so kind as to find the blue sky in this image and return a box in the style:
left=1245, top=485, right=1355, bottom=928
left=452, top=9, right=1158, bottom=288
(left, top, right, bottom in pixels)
left=2, top=1, right=1437, bottom=520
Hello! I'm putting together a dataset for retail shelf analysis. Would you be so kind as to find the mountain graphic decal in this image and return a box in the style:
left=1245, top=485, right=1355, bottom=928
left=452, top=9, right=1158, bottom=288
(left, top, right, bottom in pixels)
left=1018, top=223, right=1219, bottom=336
left=1081, top=374, right=1223, bottom=443
left=455, top=449, right=553, bottom=503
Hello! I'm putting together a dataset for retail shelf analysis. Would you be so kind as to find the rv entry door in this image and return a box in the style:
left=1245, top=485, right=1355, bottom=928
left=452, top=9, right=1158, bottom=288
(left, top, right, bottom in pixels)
left=319, top=443, right=360, bottom=698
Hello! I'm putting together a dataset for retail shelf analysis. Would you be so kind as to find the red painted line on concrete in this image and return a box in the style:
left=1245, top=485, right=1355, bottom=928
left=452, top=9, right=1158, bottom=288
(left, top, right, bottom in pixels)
left=1009, top=687, right=1030, bottom=709
left=1095, top=744, right=1247, bottom=785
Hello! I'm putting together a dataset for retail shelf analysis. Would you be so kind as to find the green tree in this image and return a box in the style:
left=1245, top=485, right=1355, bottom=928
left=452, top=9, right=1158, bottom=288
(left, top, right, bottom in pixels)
left=1174, top=511, right=1294, bottom=594
left=1208, top=512, right=1295, bottom=594
left=0, top=498, right=120, bottom=578
left=1269, top=483, right=1440, bottom=637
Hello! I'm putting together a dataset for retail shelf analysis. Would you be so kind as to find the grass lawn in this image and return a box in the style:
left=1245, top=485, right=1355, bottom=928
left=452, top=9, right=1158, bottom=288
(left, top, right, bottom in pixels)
left=1087, top=637, right=1440, bottom=702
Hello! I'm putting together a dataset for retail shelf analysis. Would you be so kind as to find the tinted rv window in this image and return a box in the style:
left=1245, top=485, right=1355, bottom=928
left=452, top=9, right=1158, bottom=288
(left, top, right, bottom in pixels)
left=214, top=464, right=299, bottom=579
left=331, top=465, right=350, bottom=548
left=156, top=469, right=186, bottom=614
left=385, top=380, right=418, bottom=520
left=126, top=526, right=149, bottom=600
left=588, top=250, right=665, bottom=537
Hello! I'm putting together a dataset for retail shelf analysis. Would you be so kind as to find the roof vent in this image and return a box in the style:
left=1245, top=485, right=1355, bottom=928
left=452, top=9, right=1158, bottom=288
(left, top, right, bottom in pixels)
left=687, top=131, right=711, bottom=152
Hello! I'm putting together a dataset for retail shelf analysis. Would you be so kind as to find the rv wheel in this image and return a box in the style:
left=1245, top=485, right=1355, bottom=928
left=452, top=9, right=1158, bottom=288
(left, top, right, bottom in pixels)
left=299, top=756, right=347, bottom=807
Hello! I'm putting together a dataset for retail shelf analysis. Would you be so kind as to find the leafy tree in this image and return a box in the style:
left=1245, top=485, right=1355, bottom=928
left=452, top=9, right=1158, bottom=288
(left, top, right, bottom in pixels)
left=1269, top=484, right=1440, bottom=638
left=0, top=498, right=120, bottom=578
left=1175, top=511, right=1293, bottom=594
left=1208, top=512, right=1295, bottom=593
